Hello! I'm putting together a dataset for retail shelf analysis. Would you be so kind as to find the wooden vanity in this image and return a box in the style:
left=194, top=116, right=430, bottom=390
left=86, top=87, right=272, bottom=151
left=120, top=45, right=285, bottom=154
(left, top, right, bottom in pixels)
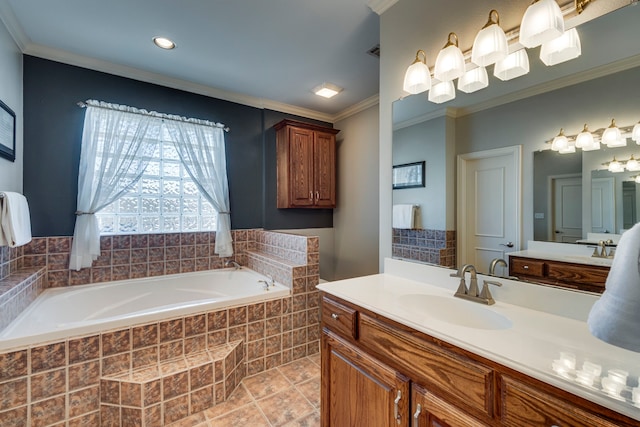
left=320, top=290, right=638, bottom=427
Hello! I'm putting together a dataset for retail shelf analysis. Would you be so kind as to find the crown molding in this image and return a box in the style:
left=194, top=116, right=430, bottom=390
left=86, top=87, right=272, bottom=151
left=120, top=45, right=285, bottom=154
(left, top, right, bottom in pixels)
left=458, top=54, right=640, bottom=118
left=332, top=94, right=379, bottom=123
left=366, top=0, right=400, bottom=15
left=0, top=2, right=29, bottom=50
left=393, top=107, right=458, bottom=131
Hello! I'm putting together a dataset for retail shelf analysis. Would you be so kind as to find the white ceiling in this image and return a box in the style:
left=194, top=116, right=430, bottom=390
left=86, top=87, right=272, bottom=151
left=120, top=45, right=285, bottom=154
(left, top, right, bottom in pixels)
left=0, top=0, right=381, bottom=121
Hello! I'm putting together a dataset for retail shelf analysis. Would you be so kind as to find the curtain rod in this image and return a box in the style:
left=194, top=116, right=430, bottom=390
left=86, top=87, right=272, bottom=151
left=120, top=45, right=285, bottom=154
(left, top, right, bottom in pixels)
left=77, top=101, right=230, bottom=132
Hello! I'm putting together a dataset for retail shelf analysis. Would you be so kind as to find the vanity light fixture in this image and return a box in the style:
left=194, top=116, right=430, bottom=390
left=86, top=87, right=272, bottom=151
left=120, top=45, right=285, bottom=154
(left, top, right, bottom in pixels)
left=540, top=28, right=582, bottom=66
left=558, top=140, right=576, bottom=154
left=152, top=36, right=176, bottom=50
left=602, top=119, right=625, bottom=147
left=434, top=33, right=466, bottom=82
left=403, top=50, right=432, bottom=95
left=313, top=83, right=343, bottom=99
left=471, top=10, right=509, bottom=67
left=428, top=80, right=456, bottom=104
left=607, top=157, right=624, bottom=173
left=493, top=49, right=530, bottom=81
left=519, top=0, right=565, bottom=49
left=457, top=66, right=489, bottom=94
left=550, top=128, right=569, bottom=151
left=574, top=124, right=593, bottom=149
left=632, top=121, right=640, bottom=143
left=626, top=155, right=640, bottom=171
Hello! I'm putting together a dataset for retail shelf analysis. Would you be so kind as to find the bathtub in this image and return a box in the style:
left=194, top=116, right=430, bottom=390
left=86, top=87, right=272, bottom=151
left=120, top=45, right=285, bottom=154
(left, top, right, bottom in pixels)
left=0, top=268, right=289, bottom=350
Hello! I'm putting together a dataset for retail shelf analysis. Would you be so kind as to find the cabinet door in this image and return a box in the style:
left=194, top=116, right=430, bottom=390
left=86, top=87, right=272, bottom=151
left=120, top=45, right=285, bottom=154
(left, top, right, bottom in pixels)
left=322, top=330, right=410, bottom=427
left=313, top=131, right=336, bottom=208
left=412, top=383, right=488, bottom=427
left=288, top=126, right=315, bottom=207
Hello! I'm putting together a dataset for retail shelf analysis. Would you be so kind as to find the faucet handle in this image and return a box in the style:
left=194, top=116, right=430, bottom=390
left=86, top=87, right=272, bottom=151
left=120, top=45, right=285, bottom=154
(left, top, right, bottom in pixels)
left=480, top=280, right=502, bottom=305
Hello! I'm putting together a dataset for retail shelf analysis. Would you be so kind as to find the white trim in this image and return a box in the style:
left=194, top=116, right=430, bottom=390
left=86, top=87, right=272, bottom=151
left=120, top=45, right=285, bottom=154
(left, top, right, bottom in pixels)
left=0, top=1, right=29, bottom=50
left=393, top=107, right=457, bottom=131
left=366, top=0, right=400, bottom=15
left=546, top=173, right=581, bottom=241
left=457, top=146, right=522, bottom=268
left=332, top=94, right=379, bottom=122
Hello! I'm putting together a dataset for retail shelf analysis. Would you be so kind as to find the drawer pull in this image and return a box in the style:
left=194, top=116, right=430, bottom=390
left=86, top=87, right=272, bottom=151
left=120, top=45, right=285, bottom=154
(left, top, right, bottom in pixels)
left=309, top=191, right=313, bottom=201
left=413, top=403, right=422, bottom=427
left=331, top=313, right=340, bottom=320
left=523, top=265, right=529, bottom=269
left=394, top=390, right=402, bottom=424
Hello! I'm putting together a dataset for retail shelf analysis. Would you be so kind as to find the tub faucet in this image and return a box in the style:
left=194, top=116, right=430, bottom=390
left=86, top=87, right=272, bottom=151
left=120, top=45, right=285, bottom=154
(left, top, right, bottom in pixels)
left=225, top=260, right=241, bottom=270
left=258, top=275, right=275, bottom=291
left=489, top=258, right=508, bottom=276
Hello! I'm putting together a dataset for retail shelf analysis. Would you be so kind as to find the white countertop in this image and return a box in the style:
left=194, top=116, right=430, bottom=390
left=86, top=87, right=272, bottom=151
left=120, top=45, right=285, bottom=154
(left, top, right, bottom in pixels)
left=317, top=259, right=639, bottom=422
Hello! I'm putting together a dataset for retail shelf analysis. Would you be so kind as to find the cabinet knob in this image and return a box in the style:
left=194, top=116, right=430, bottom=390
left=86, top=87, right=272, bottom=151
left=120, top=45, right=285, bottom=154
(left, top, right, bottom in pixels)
left=413, top=403, right=422, bottom=427
left=523, top=265, right=529, bottom=269
left=309, top=191, right=313, bottom=201
left=331, top=313, right=339, bottom=320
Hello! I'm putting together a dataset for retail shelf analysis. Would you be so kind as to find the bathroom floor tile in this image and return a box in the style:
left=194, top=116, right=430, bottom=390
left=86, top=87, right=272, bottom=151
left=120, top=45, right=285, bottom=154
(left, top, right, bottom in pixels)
left=277, top=357, right=318, bottom=384
left=208, top=402, right=271, bottom=426
left=242, top=368, right=292, bottom=400
left=256, top=387, right=315, bottom=426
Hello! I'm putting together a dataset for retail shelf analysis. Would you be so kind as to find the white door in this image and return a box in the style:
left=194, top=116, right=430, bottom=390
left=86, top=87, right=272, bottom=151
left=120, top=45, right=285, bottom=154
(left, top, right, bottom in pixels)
left=458, top=146, right=521, bottom=275
left=552, top=176, right=582, bottom=243
left=591, top=177, right=615, bottom=233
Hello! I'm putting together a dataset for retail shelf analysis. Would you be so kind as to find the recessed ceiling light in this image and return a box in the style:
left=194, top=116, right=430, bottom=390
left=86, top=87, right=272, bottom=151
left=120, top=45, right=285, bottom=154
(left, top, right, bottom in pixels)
left=313, top=83, right=343, bottom=99
left=153, top=36, right=176, bottom=50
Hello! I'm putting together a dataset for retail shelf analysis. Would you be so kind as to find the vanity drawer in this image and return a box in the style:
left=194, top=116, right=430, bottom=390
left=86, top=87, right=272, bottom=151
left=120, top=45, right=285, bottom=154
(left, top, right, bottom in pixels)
left=321, top=296, right=358, bottom=339
left=510, top=257, right=545, bottom=277
left=500, top=375, right=621, bottom=427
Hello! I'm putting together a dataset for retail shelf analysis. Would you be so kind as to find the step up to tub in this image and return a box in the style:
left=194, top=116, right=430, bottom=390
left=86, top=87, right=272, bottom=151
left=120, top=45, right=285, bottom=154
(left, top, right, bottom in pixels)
left=100, top=340, right=245, bottom=426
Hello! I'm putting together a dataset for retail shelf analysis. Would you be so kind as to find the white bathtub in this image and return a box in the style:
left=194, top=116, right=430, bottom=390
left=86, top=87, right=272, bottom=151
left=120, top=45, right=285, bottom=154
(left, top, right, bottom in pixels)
left=0, top=268, right=289, bottom=350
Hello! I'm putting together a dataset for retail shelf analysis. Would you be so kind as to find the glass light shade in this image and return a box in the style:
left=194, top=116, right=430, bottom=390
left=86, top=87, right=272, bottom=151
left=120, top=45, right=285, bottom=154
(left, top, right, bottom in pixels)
left=559, top=141, right=576, bottom=154
left=575, top=125, right=593, bottom=149
left=626, top=156, right=640, bottom=171
left=519, top=0, right=565, bottom=49
left=581, top=138, right=601, bottom=152
left=494, top=49, right=530, bottom=81
left=635, top=176, right=640, bottom=184
left=551, top=129, right=568, bottom=151
left=632, top=123, right=640, bottom=142
left=457, top=67, right=489, bottom=94
left=434, top=33, right=466, bottom=81
left=471, top=11, right=508, bottom=67
left=540, top=28, right=581, bottom=66
left=403, top=50, right=432, bottom=95
left=608, top=159, right=624, bottom=173
left=428, top=80, right=456, bottom=104
left=602, top=119, right=624, bottom=147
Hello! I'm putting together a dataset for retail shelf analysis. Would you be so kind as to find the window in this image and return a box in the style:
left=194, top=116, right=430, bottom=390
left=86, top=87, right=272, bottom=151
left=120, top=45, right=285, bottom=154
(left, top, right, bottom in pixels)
left=95, top=139, right=217, bottom=235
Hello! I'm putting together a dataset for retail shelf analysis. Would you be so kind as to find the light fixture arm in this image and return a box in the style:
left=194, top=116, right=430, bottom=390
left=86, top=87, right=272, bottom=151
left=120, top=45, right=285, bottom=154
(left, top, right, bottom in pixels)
left=575, top=0, right=593, bottom=14
left=412, top=49, right=427, bottom=65
left=443, top=32, right=460, bottom=49
left=483, top=10, right=501, bottom=29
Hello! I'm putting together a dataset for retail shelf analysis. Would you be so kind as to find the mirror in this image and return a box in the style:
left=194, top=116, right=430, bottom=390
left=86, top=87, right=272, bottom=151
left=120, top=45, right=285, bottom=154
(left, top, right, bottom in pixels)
left=392, top=4, right=640, bottom=274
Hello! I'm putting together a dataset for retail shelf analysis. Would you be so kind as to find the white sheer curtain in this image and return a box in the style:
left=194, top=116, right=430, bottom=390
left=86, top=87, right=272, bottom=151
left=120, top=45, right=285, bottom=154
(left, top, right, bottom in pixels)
left=165, top=120, right=233, bottom=257
left=69, top=101, right=159, bottom=270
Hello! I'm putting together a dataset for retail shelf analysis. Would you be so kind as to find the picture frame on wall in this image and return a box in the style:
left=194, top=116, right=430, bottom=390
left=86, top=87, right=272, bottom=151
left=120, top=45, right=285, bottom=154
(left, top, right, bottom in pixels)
left=393, top=161, right=425, bottom=189
left=0, top=99, right=16, bottom=162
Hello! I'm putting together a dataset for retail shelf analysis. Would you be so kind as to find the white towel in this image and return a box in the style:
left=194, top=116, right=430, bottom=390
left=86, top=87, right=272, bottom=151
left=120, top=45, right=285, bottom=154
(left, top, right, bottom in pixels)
left=0, top=192, right=33, bottom=247
left=587, top=222, right=640, bottom=352
left=393, top=204, right=418, bottom=229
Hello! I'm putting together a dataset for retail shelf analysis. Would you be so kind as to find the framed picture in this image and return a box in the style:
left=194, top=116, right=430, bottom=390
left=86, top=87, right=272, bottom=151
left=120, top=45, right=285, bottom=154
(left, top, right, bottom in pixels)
left=393, top=161, right=425, bottom=189
left=0, top=99, right=16, bottom=162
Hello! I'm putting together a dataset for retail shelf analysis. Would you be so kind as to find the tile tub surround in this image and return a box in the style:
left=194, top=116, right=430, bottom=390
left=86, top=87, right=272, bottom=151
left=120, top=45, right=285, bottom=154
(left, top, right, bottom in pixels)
left=0, top=267, right=46, bottom=333
left=392, top=228, right=456, bottom=268
left=0, top=229, right=320, bottom=425
left=0, top=245, right=22, bottom=281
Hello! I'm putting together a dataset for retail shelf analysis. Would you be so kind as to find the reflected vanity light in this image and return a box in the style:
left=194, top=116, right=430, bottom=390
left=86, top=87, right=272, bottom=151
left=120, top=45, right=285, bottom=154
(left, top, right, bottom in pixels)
left=519, top=0, right=565, bottom=48
left=457, top=66, right=489, bottom=94
left=540, top=28, right=582, bottom=66
left=494, top=49, right=530, bottom=81
left=626, top=155, right=640, bottom=171
left=602, top=119, right=625, bottom=147
left=551, top=128, right=569, bottom=151
left=547, top=118, right=640, bottom=153
left=607, top=157, right=624, bottom=173
left=428, top=80, right=456, bottom=104
left=471, top=10, right=508, bottom=67
left=632, top=122, right=640, bottom=143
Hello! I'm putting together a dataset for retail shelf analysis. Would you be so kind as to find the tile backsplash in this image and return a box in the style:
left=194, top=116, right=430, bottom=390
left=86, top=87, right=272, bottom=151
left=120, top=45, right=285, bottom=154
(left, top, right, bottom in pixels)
left=392, top=228, right=456, bottom=268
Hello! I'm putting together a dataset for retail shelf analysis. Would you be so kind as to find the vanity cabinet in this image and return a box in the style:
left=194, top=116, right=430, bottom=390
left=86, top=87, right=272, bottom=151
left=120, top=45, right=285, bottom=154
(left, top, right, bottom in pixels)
left=321, top=293, right=637, bottom=427
left=274, top=119, right=339, bottom=209
left=509, top=255, right=609, bottom=293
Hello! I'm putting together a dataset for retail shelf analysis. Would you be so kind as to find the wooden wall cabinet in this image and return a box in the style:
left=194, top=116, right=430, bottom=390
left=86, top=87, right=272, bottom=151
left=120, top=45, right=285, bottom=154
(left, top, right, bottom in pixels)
left=321, top=293, right=637, bottom=427
left=275, top=119, right=339, bottom=209
left=509, top=256, right=609, bottom=293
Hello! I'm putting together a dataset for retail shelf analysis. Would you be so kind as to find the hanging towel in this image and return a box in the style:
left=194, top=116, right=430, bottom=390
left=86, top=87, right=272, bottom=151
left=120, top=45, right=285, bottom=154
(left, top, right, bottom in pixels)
left=587, top=222, right=640, bottom=352
left=393, top=204, right=418, bottom=229
left=0, top=192, right=32, bottom=247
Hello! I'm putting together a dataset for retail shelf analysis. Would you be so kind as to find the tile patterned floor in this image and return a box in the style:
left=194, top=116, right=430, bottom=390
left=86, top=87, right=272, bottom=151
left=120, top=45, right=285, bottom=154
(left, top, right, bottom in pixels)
left=167, top=353, right=321, bottom=427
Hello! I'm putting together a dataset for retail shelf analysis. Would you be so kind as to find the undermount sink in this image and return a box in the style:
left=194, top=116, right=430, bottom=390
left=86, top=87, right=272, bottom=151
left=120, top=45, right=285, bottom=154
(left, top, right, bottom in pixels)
left=398, top=294, right=512, bottom=330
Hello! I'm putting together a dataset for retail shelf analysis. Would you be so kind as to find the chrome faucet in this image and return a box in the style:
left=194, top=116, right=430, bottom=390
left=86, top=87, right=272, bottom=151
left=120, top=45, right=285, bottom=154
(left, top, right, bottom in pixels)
left=591, top=240, right=615, bottom=259
left=450, top=264, right=502, bottom=305
left=225, top=260, right=241, bottom=270
left=258, top=275, right=275, bottom=291
left=489, top=258, right=508, bottom=276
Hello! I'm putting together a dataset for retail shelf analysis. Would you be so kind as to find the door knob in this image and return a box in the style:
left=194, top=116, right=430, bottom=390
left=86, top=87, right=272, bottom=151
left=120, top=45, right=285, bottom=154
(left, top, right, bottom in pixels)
left=500, top=242, right=514, bottom=248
